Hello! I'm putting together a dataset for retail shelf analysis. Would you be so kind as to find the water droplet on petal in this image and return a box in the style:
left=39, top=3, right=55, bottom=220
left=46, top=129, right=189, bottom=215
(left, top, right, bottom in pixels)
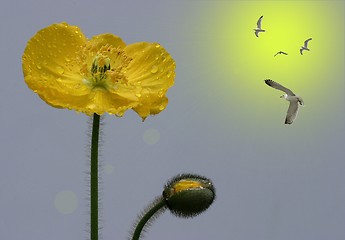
left=151, top=65, right=158, bottom=73
left=36, top=65, right=42, bottom=70
left=158, top=90, right=164, bottom=98
left=116, top=112, right=124, bottom=117
left=136, top=93, right=142, bottom=98
left=56, top=66, right=64, bottom=75
left=41, top=73, right=48, bottom=80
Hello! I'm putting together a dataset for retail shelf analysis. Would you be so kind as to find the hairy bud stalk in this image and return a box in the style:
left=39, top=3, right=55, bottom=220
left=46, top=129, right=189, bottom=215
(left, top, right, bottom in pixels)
left=130, top=173, right=216, bottom=240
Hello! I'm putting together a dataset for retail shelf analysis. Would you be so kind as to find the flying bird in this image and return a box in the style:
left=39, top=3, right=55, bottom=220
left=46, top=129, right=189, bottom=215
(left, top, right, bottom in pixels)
left=264, top=79, right=304, bottom=124
left=300, top=38, right=312, bottom=55
left=274, top=51, right=288, bottom=57
left=254, top=16, right=265, bottom=37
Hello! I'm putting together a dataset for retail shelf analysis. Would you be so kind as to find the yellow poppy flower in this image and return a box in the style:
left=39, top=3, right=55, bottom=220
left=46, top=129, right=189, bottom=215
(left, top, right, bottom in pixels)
left=22, top=22, right=175, bottom=120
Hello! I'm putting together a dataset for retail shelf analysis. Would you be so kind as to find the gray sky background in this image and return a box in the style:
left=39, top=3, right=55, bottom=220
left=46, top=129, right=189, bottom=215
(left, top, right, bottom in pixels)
left=1, top=1, right=344, bottom=240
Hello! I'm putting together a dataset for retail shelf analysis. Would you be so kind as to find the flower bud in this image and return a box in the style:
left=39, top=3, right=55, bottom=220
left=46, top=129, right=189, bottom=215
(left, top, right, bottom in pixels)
left=162, top=173, right=215, bottom=218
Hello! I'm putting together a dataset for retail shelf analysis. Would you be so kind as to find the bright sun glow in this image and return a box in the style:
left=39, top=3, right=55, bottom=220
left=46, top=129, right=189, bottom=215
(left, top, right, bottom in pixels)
left=196, top=1, right=344, bottom=128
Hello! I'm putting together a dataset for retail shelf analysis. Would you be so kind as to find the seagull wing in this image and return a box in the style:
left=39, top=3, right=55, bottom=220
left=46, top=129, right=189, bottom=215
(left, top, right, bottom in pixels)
left=300, top=48, right=304, bottom=55
left=264, top=79, right=295, bottom=96
left=285, top=101, right=299, bottom=124
left=282, top=52, right=288, bottom=55
left=257, top=16, right=263, bottom=28
left=304, top=38, right=312, bottom=47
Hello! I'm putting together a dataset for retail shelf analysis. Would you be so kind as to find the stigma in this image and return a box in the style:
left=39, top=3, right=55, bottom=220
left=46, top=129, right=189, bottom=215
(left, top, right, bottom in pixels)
left=83, top=54, right=111, bottom=89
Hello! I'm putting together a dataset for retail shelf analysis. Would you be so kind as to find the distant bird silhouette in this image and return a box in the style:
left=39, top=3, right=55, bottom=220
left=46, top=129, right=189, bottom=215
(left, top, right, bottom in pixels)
left=300, top=38, right=312, bottom=55
left=274, top=51, right=288, bottom=57
left=264, top=79, right=304, bottom=124
left=254, top=16, right=265, bottom=37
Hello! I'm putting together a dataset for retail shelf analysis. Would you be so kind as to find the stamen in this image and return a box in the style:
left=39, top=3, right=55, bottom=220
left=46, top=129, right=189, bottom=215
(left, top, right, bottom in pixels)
left=79, top=42, right=132, bottom=90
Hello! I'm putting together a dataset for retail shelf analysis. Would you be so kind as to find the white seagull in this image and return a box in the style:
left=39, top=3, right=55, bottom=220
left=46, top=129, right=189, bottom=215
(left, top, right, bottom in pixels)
left=264, top=79, right=304, bottom=124
left=254, top=16, right=265, bottom=37
left=300, top=38, right=312, bottom=55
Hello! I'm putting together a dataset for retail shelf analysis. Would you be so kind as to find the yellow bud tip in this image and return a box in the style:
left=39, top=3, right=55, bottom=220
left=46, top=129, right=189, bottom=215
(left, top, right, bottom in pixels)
left=172, top=180, right=204, bottom=193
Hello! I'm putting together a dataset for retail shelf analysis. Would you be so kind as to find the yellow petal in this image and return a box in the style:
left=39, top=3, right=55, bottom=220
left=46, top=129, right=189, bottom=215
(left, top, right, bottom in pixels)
left=89, top=33, right=126, bottom=49
left=124, top=42, right=175, bottom=90
left=84, top=89, right=139, bottom=116
left=22, top=22, right=90, bottom=108
left=133, top=94, right=169, bottom=121
left=124, top=42, right=175, bottom=119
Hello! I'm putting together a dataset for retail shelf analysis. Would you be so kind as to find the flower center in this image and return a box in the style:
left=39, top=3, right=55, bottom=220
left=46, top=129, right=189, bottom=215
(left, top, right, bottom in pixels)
left=89, top=55, right=111, bottom=88
left=79, top=43, right=132, bottom=90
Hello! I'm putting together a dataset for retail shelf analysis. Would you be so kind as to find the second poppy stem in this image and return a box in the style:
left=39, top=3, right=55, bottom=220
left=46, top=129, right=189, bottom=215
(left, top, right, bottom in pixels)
left=131, top=197, right=166, bottom=240
left=91, top=113, right=100, bottom=240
